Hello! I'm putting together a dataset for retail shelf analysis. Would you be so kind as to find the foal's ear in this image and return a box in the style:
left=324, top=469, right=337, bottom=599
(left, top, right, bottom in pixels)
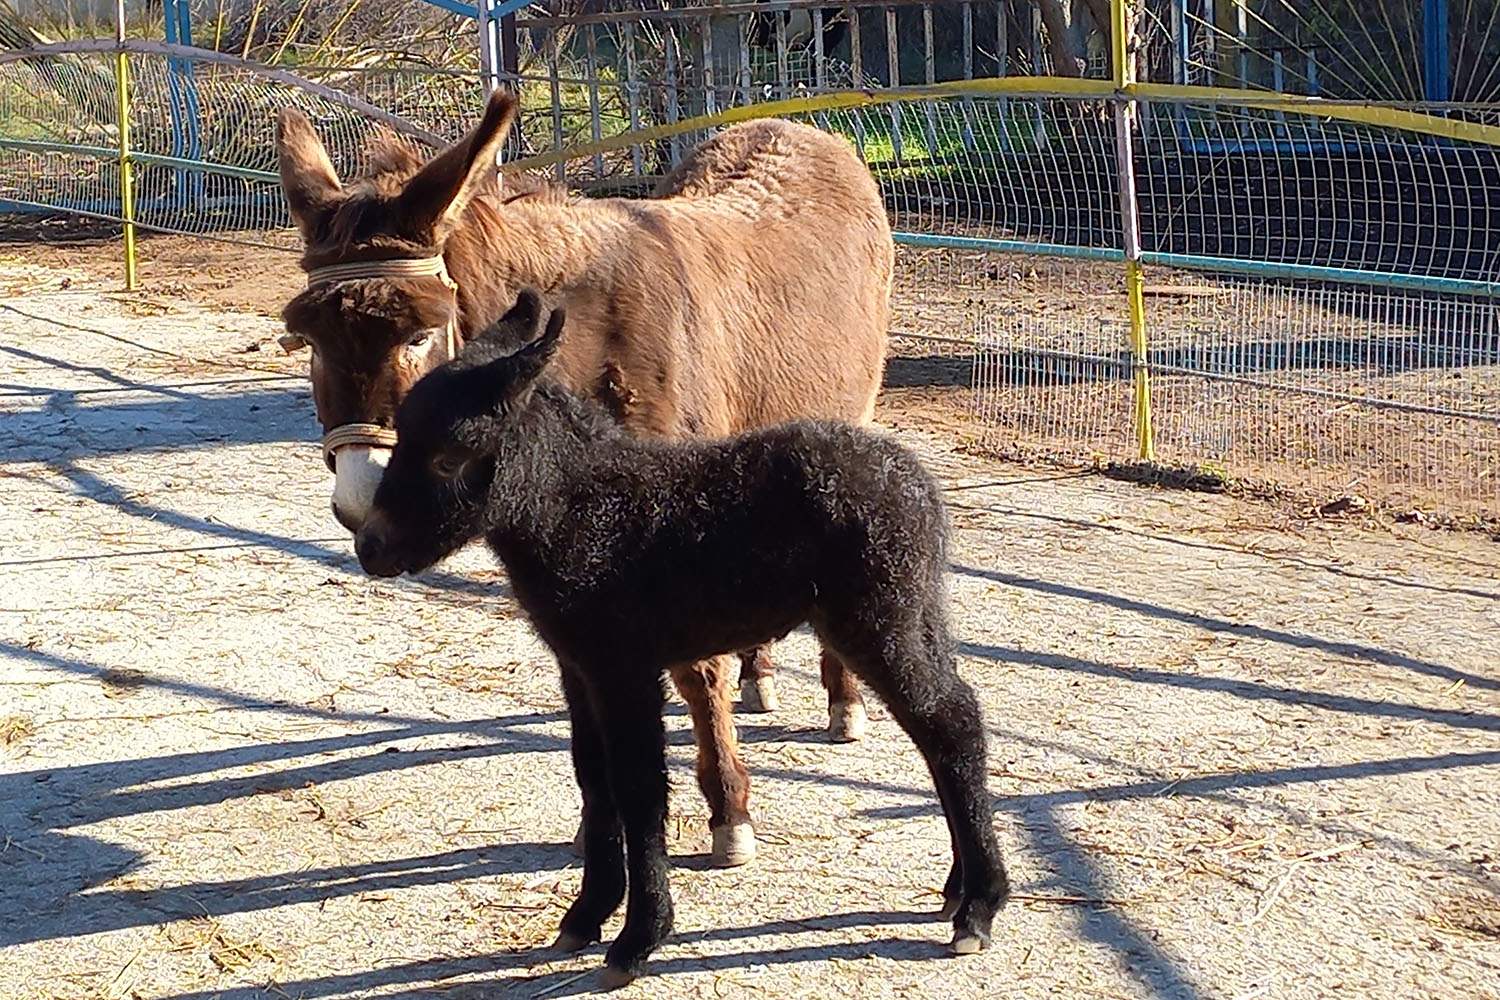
left=508, top=306, right=565, bottom=387
left=398, top=88, right=518, bottom=242
left=276, top=106, right=344, bottom=242
left=473, top=287, right=544, bottom=350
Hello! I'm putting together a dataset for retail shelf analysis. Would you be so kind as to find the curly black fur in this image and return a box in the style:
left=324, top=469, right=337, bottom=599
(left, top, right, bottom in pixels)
left=356, top=289, right=1010, bottom=984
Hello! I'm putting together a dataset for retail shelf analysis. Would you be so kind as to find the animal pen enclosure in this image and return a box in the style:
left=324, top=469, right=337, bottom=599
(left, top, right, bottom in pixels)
left=2, top=0, right=1498, bottom=521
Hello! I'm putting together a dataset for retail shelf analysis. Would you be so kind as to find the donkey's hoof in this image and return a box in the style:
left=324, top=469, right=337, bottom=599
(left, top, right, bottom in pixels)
left=939, top=896, right=962, bottom=920
left=740, top=676, right=780, bottom=713
left=710, top=822, right=757, bottom=867
left=569, top=821, right=586, bottom=858
left=597, top=963, right=638, bottom=990
left=553, top=930, right=593, bottom=953
left=828, top=701, right=868, bottom=743
left=950, top=930, right=990, bottom=955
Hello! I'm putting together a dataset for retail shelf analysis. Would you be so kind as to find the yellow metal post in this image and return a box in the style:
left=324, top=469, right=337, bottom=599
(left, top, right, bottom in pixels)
left=1112, top=0, right=1154, bottom=461
left=114, top=1, right=138, bottom=291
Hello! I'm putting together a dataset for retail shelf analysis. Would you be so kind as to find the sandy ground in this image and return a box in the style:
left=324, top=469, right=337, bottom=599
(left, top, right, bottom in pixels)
left=2, top=247, right=1499, bottom=1000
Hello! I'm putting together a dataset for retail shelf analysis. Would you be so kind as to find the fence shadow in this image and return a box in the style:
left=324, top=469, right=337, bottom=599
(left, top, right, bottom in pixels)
left=954, top=564, right=1500, bottom=694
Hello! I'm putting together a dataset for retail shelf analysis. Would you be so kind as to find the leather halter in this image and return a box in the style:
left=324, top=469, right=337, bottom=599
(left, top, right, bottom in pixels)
left=300, top=255, right=461, bottom=472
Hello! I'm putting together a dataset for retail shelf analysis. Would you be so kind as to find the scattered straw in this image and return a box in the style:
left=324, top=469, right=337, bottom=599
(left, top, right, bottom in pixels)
left=531, top=971, right=592, bottom=998
left=0, top=714, right=35, bottom=751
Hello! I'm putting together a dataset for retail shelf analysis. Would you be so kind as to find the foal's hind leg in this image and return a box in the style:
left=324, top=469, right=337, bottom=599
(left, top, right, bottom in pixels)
left=671, top=655, right=755, bottom=867
left=821, top=613, right=1009, bottom=953
left=737, top=644, right=780, bottom=712
left=821, top=648, right=869, bottom=743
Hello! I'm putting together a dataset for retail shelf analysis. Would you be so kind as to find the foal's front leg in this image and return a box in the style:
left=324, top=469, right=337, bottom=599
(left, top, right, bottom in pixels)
left=555, top=665, right=627, bottom=951
left=593, top=670, right=675, bottom=987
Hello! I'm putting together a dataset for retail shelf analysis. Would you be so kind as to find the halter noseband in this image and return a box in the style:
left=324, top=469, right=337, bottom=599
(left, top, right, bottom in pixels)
left=299, top=255, right=461, bottom=472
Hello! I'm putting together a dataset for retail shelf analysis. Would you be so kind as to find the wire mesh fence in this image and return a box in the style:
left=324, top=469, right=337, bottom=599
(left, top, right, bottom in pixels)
left=1144, top=278, right=1500, bottom=511
left=3, top=6, right=1500, bottom=520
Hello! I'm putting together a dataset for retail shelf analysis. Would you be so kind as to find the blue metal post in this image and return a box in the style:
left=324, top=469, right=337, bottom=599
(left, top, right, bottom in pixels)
left=1423, top=0, right=1450, bottom=102
left=162, top=0, right=203, bottom=209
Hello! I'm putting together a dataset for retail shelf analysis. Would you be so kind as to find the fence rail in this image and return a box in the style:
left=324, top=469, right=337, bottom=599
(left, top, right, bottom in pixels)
left=4, top=3, right=1500, bottom=519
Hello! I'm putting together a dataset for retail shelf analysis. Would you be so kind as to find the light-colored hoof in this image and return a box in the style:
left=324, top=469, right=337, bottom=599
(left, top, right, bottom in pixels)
left=740, top=675, right=780, bottom=713
left=570, top=821, right=586, bottom=858
left=710, top=822, right=757, bottom=867
left=950, top=931, right=989, bottom=955
left=596, top=964, right=637, bottom=990
left=553, top=931, right=592, bottom=953
left=828, top=701, right=868, bottom=743
left=939, top=896, right=961, bottom=920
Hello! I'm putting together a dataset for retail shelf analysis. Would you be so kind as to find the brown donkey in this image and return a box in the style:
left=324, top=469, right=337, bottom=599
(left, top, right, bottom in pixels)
left=275, top=89, right=893, bottom=867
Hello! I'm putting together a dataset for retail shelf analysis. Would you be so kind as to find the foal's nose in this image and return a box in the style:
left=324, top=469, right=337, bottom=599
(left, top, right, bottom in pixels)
left=354, top=519, right=400, bottom=578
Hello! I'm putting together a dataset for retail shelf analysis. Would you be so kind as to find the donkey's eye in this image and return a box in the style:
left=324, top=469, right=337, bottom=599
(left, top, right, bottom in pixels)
left=407, top=331, right=432, bottom=349
left=431, top=452, right=467, bottom=479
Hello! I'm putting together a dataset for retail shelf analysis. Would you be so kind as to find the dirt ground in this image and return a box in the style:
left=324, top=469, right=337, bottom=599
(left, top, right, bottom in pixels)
left=2, top=237, right=1499, bottom=1000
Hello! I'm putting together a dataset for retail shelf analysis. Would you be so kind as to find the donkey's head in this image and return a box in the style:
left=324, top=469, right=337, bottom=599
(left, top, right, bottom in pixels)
left=277, top=89, right=519, bottom=532
left=356, top=288, right=564, bottom=578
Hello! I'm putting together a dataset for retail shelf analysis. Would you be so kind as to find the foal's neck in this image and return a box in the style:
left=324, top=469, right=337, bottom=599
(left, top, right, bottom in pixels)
left=487, top=384, right=638, bottom=541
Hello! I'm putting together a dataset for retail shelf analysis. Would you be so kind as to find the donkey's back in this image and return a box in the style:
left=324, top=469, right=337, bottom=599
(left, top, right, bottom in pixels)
left=647, top=119, right=894, bottom=431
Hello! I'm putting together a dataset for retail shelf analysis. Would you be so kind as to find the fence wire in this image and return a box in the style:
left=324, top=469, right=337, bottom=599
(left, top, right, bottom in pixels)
left=1137, top=101, right=1500, bottom=283
left=1144, top=278, right=1500, bottom=513
left=3, top=26, right=1500, bottom=518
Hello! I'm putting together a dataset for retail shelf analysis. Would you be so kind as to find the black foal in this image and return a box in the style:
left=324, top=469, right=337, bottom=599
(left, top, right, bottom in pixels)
left=355, top=289, right=1009, bottom=987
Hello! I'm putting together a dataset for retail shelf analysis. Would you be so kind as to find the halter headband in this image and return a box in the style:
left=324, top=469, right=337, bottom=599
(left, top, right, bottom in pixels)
left=304, top=254, right=458, bottom=289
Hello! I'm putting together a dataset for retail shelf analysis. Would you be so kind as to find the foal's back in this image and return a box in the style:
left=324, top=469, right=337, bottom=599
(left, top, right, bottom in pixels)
left=508, top=415, right=946, bottom=670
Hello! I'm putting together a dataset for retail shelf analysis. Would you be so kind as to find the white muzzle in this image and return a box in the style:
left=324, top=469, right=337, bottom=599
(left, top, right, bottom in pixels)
left=331, top=445, right=392, bottom=532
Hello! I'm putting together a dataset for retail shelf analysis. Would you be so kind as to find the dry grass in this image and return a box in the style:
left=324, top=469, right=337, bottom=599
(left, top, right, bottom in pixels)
left=0, top=713, right=35, bottom=752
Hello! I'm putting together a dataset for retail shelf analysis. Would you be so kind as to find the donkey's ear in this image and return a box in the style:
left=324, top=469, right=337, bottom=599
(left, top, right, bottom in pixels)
left=398, top=88, right=518, bottom=242
left=276, top=106, right=343, bottom=242
left=508, top=306, right=565, bottom=386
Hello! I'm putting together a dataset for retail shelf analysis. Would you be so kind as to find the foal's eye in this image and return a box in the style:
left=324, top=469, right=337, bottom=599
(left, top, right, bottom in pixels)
left=407, top=331, right=432, bottom=349
left=431, top=453, right=467, bottom=479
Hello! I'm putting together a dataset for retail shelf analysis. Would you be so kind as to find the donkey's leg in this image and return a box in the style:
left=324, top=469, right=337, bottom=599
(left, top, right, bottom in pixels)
left=554, top=665, right=627, bottom=952
left=821, top=647, right=869, bottom=743
left=671, top=655, right=755, bottom=867
left=594, top=671, right=675, bottom=988
left=737, top=644, right=780, bottom=713
left=820, top=613, right=1009, bottom=954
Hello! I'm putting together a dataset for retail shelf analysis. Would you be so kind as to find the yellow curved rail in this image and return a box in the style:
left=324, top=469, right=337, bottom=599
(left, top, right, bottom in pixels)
left=501, top=77, right=1500, bottom=176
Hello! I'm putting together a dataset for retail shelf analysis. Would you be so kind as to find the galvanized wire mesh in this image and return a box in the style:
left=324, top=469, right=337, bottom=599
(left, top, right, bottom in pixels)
left=1136, top=101, right=1500, bottom=282
left=0, top=46, right=473, bottom=248
left=1141, top=0, right=1500, bottom=102
left=1144, top=277, right=1500, bottom=513
left=969, top=258, right=1138, bottom=466
left=4, top=12, right=1500, bottom=518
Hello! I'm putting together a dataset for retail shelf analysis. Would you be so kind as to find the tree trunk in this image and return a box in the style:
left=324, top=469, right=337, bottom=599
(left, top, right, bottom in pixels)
left=1032, top=0, right=1089, bottom=76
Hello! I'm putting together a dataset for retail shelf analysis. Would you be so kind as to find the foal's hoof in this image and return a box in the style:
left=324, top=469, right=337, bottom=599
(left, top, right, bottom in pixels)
left=596, top=963, right=638, bottom=990
left=710, top=822, right=757, bottom=867
left=552, top=930, right=593, bottom=953
left=828, top=701, right=868, bottom=743
left=740, top=676, right=780, bottom=713
left=950, top=929, right=991, bottom=955
left=939, top=896, right=962, bottom=920
left=569, top=821, right=586, bottom=858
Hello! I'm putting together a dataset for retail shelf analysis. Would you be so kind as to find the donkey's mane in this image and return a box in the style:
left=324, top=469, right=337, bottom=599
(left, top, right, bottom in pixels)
left=315, top=134, right=570, bottom=253
left=357, top=133, right=567, bottom=205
